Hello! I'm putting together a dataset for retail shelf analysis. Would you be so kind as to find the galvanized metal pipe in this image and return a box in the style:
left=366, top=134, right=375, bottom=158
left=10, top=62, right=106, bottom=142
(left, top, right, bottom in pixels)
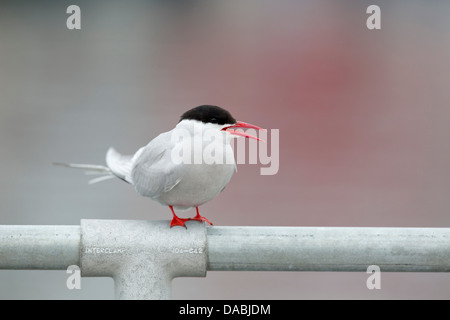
left=0, top=225, right=80, bottom=269
left=206, top=226, right=450, bottom=272
left=2, top=222, right=450, bottom=300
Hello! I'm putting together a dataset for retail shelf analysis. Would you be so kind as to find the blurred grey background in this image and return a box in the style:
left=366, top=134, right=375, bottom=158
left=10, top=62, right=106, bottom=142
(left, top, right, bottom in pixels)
left=1, top=0, right=450, bottom=299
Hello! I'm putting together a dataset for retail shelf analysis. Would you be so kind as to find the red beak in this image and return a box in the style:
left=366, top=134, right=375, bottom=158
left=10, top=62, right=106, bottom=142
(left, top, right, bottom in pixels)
left=221, top=121, right=266, bottom=141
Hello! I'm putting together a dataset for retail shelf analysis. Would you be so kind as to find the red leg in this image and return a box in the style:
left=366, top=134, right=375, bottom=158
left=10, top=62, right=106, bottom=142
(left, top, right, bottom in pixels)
left=190, top=207, right=213, bottom=226
left=169, top=206, right=189, bottom=228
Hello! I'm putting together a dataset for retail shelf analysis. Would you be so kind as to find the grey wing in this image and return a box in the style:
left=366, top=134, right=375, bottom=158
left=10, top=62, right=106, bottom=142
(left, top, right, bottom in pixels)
left=130, top=132, right=183, bottom=199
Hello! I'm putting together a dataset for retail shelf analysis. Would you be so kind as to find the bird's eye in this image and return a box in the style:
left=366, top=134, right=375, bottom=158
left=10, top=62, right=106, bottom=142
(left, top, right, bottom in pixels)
left=210, top=118, right=217, bottom=123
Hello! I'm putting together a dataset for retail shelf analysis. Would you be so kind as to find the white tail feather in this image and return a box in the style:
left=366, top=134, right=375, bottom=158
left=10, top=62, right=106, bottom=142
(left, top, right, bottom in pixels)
left=88, top=175, right=116, bottom=184
left=54, top=147, right=134, bottom=185
left=105, top=147, right=133, bottom=183
left=53, top=162, right=114, bottom=184
left=53, top=162, right=111, bottom=172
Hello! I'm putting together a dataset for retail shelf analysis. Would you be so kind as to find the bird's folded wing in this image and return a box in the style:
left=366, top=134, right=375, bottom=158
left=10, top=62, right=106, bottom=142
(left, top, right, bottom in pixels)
left=130, top=132, right=183, bottom=199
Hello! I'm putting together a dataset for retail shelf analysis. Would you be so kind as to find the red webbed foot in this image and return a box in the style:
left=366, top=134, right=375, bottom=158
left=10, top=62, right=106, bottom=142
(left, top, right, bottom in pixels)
left=189, top=207, right=213, bottom=226
left=169, top=206, right=190, bottom=228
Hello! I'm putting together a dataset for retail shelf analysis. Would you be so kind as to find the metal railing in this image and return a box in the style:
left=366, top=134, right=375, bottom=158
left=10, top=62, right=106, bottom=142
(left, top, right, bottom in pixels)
left=1, top=219, right=450, bottom=299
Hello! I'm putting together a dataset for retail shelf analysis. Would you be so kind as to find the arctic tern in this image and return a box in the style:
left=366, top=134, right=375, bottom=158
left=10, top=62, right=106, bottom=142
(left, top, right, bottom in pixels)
left=55, top=105, right=264, bottom=227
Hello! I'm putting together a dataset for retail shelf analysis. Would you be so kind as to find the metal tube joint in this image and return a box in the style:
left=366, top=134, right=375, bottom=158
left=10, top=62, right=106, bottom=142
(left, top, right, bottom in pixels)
left=80, top=219, right=207, bottom=299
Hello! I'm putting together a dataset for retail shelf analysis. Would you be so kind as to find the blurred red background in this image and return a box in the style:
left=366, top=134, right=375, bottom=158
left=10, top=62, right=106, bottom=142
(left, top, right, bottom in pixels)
left=0, top=0, right=449, bottom=299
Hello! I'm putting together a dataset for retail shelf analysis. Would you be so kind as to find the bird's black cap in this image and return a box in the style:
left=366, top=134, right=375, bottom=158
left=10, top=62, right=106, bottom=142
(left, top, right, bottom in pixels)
left=180, top=105, right=237, bottom=125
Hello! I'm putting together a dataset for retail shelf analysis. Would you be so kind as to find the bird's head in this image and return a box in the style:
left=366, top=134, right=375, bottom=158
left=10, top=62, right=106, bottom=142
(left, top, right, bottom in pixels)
left=179, top=105, right=265, bottom=141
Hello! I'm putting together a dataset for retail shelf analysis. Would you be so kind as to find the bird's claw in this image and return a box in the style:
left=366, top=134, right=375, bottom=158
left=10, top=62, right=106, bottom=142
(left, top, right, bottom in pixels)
left=189, top=215, right=213, bottom=226
left=170, top=216, right=190, bottom=228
